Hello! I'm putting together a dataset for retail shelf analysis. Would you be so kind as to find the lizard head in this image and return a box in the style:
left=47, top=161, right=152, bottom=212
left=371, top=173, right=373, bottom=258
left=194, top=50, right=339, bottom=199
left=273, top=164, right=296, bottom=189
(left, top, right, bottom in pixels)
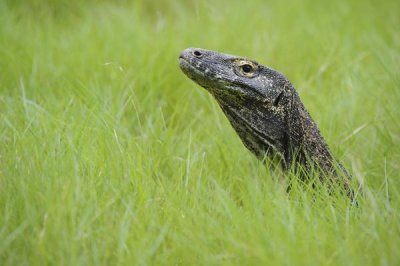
left=179, top=47, right=288, bottom=106
left=179, top=48, right=296, bottom=164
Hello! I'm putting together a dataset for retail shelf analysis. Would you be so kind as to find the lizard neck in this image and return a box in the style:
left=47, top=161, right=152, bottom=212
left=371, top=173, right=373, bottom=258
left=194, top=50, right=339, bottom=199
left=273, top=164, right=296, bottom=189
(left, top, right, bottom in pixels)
left=285, top=91, right=338, bottom=175
left=286, top=95, right=354, bottom=199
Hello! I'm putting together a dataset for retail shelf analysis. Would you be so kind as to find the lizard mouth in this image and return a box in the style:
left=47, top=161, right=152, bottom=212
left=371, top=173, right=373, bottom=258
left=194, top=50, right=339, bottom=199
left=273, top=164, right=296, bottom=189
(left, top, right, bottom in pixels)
left=178, top=56, right=191, bottom=68
left=178, top=55, right=217, bottom=89
left=179, top=57, right=205, bottom=79
left=178, top=52, right=194, bottom=67
left=179, top=54, right=195, bottom=72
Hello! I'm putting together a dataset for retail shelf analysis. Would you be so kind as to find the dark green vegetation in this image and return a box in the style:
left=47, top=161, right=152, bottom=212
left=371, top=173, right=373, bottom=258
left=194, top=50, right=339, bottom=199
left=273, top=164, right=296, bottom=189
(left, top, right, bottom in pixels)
left=1, top=0, right=399, bottom=265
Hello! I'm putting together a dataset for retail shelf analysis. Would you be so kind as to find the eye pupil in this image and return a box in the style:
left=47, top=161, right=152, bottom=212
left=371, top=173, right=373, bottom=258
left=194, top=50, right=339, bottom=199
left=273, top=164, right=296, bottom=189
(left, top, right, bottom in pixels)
left=242, top=64, right=253, bottom=73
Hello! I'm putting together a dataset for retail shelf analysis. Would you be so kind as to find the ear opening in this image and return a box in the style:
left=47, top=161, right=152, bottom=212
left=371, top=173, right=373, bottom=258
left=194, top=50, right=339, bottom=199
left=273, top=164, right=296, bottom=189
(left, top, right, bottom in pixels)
left=273, top=91, right=284, bottom=106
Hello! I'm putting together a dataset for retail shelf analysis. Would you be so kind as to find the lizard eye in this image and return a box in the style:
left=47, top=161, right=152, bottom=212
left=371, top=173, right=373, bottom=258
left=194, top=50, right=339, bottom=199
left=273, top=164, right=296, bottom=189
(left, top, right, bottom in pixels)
left=242, top=64, right=253, bottom=73
left=235, top=61, right=258, bottom=77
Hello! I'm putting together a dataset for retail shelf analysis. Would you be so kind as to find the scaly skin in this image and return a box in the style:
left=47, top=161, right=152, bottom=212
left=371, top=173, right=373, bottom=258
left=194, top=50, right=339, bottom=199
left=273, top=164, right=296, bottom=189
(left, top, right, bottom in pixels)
left=179, top=47, right=354, bottom=199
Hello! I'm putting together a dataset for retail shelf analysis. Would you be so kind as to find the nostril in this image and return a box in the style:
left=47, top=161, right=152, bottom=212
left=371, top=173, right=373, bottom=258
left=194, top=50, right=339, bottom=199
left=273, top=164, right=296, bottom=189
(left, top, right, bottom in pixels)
left=193, top=50, right=202, bottom=57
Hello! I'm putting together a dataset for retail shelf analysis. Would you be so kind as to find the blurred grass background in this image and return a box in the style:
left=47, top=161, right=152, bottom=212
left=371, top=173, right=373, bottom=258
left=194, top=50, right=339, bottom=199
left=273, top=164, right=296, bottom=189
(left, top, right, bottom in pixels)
left=1, top=0, right=399, bottom=265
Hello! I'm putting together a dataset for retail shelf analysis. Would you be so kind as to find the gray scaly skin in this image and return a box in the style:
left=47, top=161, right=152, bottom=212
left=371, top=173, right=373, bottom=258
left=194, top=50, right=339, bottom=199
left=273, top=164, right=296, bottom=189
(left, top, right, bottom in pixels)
left=179, top=48, right=354, bottom=199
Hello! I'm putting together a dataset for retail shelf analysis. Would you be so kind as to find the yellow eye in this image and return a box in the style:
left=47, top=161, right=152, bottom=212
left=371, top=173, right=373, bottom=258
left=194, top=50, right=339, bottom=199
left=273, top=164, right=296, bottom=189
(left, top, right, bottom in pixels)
left=236, top=60, right=258, bottom=77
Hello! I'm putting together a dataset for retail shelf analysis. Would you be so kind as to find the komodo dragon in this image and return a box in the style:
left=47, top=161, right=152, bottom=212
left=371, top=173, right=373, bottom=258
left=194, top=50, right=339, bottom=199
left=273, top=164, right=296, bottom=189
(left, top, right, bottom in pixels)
left=179, top=48, right=356, bottom=201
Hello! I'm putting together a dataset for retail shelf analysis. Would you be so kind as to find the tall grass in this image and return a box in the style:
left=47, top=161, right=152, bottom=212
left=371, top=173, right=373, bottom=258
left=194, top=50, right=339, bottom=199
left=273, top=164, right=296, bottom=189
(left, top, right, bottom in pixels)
left=1, top=0, right=399, bottom=265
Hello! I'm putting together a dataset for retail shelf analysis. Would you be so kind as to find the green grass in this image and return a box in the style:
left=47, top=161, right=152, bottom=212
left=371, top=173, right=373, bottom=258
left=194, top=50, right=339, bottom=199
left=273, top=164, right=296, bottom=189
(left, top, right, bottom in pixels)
left=1, top=0, right=399, bottom=265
